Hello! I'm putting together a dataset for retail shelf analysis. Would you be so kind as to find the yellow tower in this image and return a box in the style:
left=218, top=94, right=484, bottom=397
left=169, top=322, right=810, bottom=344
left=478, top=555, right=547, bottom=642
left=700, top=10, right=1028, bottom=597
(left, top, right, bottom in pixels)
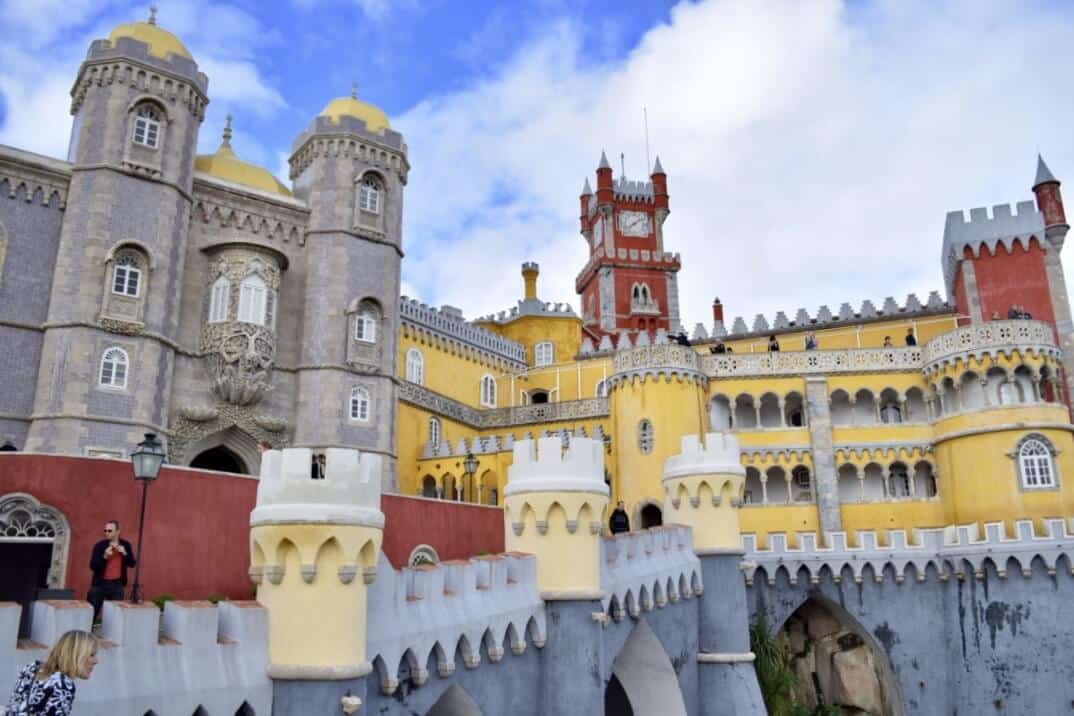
left=249, top=448, right=384, bottom=680
left=608, top=342, right=707, bottom=523
left=504, top=436, right=609, bottom=598
left=663, top=431, right=747, bottom=550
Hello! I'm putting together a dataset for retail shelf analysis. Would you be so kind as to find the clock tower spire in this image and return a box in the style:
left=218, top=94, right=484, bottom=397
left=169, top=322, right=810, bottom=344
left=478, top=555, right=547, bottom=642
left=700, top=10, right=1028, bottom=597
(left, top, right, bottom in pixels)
left=576, top=152, right=681, bottom=343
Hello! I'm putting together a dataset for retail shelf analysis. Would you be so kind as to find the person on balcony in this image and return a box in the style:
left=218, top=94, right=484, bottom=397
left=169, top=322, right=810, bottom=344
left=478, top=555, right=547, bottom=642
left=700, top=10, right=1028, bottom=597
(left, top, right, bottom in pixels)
left=710, top=340, right=726, bottom=354
left=609, top=500, right=631, bottom=534
left=767, top=335, right=780, bottom=352
left=883, top=336, right=893, bottom=347
left=905, top=329, right=917, bottom=346
left=804, top=332, right=817, bottom=350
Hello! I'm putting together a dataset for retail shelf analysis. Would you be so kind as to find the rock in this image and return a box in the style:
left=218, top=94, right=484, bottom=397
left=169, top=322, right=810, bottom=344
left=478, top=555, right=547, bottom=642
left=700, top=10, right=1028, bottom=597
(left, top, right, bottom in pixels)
left=803, top=605, right=842, bottom=640
left=832, top=646, right=884, bottom=714
left=813, top=634, right=839, bottom=704
left=792, top=653, right=819, bottom=708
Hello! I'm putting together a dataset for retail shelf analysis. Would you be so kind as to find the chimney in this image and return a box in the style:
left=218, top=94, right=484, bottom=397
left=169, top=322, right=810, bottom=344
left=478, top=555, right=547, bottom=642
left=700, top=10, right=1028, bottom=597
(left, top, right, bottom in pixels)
left=522, top=262, right=540, bottom=301
left=712, top=297, right=724, bottom=323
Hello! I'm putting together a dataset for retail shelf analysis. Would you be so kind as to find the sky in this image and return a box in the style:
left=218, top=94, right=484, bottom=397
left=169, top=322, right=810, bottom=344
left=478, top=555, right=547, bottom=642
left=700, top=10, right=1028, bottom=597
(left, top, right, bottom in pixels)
left=3, top=0, right=1074, bottom=333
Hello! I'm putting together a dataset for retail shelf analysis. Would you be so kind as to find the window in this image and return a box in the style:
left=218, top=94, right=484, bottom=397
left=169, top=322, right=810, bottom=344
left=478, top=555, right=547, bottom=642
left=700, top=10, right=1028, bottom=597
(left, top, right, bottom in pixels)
left=132, top=105, right=162, bottom=148
left=350, top=386, right=371, bottom=422
left=238, top=274, right=268, bottom=325
left=359, top=177, right=381, bottom=214
left=208, top=277, right=230, bottom=323
left=98, top=347, right=129, bottom=389
left=355, top=309, right=377, bottom=342
left=880, top=403, right=902, bottom=424
left=1018, top=436, right=1056, bottom=488
left=638, top=419, right=654, bottom=454
left=406, top=348, right=424, bottom=384
left=888, top=465, right=910, bottom=497
left=480, top=375, right=497, bottom=408
left=112, top=254, right=141, bottom=297
left=428, top=417, right=441, bottom=451
left=792, top=466, right=812, bottom=501
left=595, top=379, right=608, bottom=398
left=409, top=545, right=439, bottom=566
left=534, top=341, right=554, bottom=367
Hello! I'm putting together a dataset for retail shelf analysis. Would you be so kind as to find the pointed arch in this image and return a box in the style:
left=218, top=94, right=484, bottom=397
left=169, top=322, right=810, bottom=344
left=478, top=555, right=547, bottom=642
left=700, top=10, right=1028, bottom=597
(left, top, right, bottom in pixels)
left=607, top=619, right=687, bottom=716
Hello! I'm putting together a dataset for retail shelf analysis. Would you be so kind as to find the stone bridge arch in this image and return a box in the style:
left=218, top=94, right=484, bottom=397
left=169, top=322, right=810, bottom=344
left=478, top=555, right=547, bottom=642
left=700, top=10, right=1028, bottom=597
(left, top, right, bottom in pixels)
left=604, top=618, right=688, bottom=716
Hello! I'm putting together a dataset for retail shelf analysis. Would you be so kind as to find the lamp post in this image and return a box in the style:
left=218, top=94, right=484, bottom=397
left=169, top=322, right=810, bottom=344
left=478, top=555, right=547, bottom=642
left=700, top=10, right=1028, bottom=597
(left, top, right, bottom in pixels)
left=129, top=432, right=165, bottom=604
left=462, top=452, right=479, bottom=502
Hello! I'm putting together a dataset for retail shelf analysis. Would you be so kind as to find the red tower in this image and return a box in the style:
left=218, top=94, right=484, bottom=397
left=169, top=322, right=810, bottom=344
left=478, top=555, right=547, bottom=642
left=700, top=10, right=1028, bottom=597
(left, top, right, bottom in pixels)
left=576, top=152, right=681, bottom=344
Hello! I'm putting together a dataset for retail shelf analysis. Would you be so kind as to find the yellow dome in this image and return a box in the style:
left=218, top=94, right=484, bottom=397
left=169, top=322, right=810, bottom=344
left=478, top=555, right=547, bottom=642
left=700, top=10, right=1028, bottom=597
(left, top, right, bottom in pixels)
left=195, top=143, right=292, bottom=197
left=320, top=96, right=391, bottom=133
left=108, top=21, right=192, bottom=60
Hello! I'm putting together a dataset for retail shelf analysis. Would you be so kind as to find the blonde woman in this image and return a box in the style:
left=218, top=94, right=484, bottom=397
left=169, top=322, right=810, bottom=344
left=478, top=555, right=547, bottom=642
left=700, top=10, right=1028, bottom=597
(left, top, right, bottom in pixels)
left=5, top=630, right=98, bottom=715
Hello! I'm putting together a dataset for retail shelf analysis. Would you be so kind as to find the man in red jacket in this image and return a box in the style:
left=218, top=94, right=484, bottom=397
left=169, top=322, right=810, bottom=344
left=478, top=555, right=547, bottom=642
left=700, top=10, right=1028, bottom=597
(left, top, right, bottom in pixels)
left=87, top=520, right=137, bottom=623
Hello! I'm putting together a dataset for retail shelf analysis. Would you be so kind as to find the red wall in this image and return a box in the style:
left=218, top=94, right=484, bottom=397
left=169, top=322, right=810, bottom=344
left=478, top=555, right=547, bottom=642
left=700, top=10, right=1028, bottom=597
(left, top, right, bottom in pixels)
left=0, top=455, right=506, bottom=601
left=963, top=239, right=1056, bottom=331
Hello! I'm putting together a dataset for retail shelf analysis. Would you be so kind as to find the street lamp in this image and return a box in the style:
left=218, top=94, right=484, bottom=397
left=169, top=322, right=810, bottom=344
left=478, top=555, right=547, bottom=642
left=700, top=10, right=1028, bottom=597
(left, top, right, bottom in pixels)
left=462, top=452, right=479, bottom=502
left=129, top=432, right=165, bottom=604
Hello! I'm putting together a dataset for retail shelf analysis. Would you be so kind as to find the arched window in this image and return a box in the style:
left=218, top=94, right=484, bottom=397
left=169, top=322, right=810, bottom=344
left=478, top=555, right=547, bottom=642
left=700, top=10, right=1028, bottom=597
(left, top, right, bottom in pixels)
left=409, top=545, right=439, bottom=566
left=238, top=274, right=267, bottom=325
left=595, top=379, right=608, bottom=398
left=428, top=417, right=441, bottom=451
left=355, top=308, right=377, bottom=342
left=99, top=347, right=129, bottom=388
left=1018, top=436, right=1057, bottom=488
left=406, top=348, right=424, bottom=384
left=208, top=277, right=230, bottom=323
left=638, top=419, right=654, bottom=454
left=112, top=253, right=142, bottom=297
left=349, top=386, right=371, bottom=422
left=359, top=177, right=381, bottom=214
left=792, top=466, right=812, bottom=502
left=534, top=341, right=554, bottom=367
left=132, top=104, right=162, bottom=148
left=480, top=374, right=497, bottom=408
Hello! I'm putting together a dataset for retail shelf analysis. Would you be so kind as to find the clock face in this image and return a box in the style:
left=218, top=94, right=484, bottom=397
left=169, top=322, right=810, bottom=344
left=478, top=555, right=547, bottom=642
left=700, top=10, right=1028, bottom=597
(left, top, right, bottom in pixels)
left=592, top=215, right=604, bottom=246
left=617, top=210, right=650, bottom=237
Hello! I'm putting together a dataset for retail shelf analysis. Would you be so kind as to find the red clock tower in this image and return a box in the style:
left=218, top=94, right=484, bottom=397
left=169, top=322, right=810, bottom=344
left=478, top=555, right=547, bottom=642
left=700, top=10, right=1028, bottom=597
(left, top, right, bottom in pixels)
left=575, top=152, right=681, bottom=344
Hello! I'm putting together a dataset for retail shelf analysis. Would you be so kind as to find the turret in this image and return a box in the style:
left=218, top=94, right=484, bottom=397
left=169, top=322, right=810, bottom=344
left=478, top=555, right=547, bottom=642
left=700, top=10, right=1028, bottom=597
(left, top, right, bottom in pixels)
left=1033, top=154, right=1068, bottom=247
left=579, top=178, right=592, bottom=233
left=662, top=432, right=746, bottom=550
left=249, top=448, right=383, bottom=705
left=651, top=155, right=668, bottom=212
left=712, top=297, right=724, bottom=324
left=503, top=437, right=609, bottom=597
left=522, top=262, right=540, bottom=302
left=596, top=150, right=613, bottom=207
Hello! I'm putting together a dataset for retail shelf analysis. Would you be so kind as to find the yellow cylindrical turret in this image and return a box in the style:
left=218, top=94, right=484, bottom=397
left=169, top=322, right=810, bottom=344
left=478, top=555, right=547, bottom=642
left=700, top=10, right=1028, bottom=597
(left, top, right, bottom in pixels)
left=521, top=262, right=540, bottom=301
left=663, top=432, right=747, bottom=551
left=249, top=448, right=384, bottom=679
left=504, top=436, right=609, bottom=598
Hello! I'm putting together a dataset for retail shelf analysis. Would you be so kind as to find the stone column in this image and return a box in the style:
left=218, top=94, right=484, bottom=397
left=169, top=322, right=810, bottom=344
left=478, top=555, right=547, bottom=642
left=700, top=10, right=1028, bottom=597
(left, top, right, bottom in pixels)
left=804, top=377, right=841, bottom=535
left=1042, top=245, right=1074, bottom=405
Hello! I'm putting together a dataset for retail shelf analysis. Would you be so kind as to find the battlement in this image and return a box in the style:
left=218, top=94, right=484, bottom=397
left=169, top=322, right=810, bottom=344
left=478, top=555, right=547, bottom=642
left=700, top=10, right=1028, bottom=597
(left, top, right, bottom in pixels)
left=250, top=447, right=384, bottom=528
left=613, top=177, right=654, bottom=200
left=504, top=437, right=607, bottom=497
left=664, top=432, right=746, bottom=480
left=366, top=552, right=546, bottom=692
left=742, top=518, right=1074, bottom=587
left=476, top=300, right=578, bottom=324
left=601, top=526, right=702, bottom=618
left=941, top=200, right=1045, bottom=292
left=400, top=296, right=527, bottom=366
left=0, top=600, right=269, bottom=715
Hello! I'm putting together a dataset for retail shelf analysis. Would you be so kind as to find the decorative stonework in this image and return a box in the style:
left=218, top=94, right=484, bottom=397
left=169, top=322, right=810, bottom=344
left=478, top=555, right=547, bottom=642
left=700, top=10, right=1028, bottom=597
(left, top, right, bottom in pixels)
left=400, top=297, right=526, bottom=368
left=0, top=145, right=70, bottom=209
left=0, top=492, right=70, bottom=589
left=192, top=190, right=307, bottom=246
left=168, top=402, right=290, bottom=465
left=71, top=56, right=208, bottom=119
left=922, top=319, right=1058, bottom=377
left=99, top=317, right=145, bottom=335
left=705, top=347, right=922, bottom=378
left=610, top=344, right=705, bottom=387
left=398, top=380, right=608, bottom=429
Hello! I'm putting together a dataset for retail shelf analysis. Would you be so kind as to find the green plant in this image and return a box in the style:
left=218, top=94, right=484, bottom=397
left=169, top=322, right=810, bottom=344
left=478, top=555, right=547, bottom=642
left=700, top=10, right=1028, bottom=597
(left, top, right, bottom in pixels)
left=206, top=593, right=227, bottom=604
left=152, top=594, right=175, bottom=611
left=750, top=615, right=844, bottom=716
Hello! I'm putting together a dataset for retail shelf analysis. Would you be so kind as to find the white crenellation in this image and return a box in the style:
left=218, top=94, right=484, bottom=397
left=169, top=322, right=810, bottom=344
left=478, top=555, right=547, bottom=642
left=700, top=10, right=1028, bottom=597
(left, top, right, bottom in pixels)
left=0, top=600, right=270, bottom=716
left=664, top=433, right=746, bottom=481
left=366, top=552, right=546, bottom=694
left=942, top=201, right=1045, bottom=294
left=400, top=297, right=526, bottom=366
left=250, top=447, right=384, bottom=528
left=601, top=526, right=702, bottom=616
left=504, top=437, right=607, bottom=497
left=742, top=518, right=1074, bottom=587
left=921, top=319, right=1058, bottom=377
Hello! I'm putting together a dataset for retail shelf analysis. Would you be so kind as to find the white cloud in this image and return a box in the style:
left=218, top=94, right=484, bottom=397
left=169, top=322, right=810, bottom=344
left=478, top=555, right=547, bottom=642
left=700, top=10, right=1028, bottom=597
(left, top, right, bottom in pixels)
left=396, top=0, right=1074, bottom=331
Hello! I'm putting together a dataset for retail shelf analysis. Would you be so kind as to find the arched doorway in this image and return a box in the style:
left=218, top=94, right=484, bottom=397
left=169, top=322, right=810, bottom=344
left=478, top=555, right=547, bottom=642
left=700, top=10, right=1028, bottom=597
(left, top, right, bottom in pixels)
left=426, top=683, right=482, bottom=715
left=606, top=619, right=686, bottom=715
left=770, top=598, right=902, bottom=715
left=640, top=503, right=663, bottom=529
left=530, top=390, right=549, bottom=404
left=190, top=445, right=248, bottom=474
left=0, top=493, right=70, bottom=637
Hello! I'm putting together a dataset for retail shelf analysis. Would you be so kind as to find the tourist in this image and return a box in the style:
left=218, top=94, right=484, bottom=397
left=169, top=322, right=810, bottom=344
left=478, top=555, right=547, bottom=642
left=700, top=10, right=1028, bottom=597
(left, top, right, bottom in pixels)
left=991, top=311, right=1001, bottom=320
left=0, top=435, right=16, bottom=451
left=1007, top=304, right=1020, bottom=319
left=710, top=340, right=726, bottom=354
left=1020, top=305, right=1032, bottom=319
left=905, top=329, right=917, bottom=346
left=767, top=335, right=780, bottom=352
left=310, top=453, right=326, bottom=479
left=5, top=630, right=99, bottom=715
left=87, top=521, right=136, bottom=624
left=675, top=331, right=691, bottom=346
left=804, top=332, right=817, bottom=350
left=882, top=336, right=893, bottom=347
left=609, top=500, right=630, bottom=534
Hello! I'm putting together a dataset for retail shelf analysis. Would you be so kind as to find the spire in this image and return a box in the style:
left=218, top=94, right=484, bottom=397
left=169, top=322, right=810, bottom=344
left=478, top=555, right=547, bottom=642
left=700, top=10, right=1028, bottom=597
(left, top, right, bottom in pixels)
left=1034, top=154, right=1059, bottom=189
left=148, top=5, right=158, bottom=25
left=351, top=82, right=358, bottom=100
left=652, top=155, right=665, bottom=175
left=581, top=178, right=593, bottom=196
left=598, top=150, right=611, bottom=170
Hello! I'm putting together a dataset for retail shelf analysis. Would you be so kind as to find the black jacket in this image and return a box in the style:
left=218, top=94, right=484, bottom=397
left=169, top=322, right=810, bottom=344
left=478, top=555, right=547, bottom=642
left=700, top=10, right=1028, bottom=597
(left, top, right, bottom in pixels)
left=90, top=539, right=137, bottom=586
left=609, top=509, right=630, bottom=534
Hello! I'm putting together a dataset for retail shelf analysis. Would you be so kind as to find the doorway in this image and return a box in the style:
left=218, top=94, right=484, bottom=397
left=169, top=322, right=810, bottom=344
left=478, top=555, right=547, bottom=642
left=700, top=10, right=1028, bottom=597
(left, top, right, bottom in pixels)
left=0, top=542, right=52, bottom=637
left=190, top=445, right=248, bottom=474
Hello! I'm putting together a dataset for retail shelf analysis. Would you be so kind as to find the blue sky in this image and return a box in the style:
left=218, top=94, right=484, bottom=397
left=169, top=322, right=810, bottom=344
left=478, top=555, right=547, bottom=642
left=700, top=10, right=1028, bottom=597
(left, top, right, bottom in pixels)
left=3, top=0, right=1074, bottom=331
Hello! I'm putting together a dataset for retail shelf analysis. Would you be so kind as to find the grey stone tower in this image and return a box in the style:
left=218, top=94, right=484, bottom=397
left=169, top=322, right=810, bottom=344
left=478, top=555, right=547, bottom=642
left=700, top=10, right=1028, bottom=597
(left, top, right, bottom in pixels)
left=288, top=93, right=409, bottom=490
left=25, top=17, right=207, bottom=455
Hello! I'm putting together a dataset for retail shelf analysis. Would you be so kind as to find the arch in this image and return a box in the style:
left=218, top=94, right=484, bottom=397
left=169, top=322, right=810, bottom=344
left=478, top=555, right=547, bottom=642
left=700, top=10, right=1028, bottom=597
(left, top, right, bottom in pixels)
left=131, top=101, right=165, bottom=148
left=529, top=389, right=549, bottom=404
left=354, top=301, right=380, bottom=343
left=861, top=462, right=885, bottom=501
left=349, top=385, right=371, bottom=422
left=98, top=347, right=130, bottom=389
left=830, top=389, right=853, bottom=426
left=959, top=371, right=985, bottom=411
left=913, top=460, right=938, bottom=498
left=0, top=492, right=71, bottom=589
left=791, top=465, right=812, bottom=502
left=235, top=702, right=255, bottom=716
left=480, top=374, right=497, bottom=408
left=190, top=445, right=247, bottom=475
left=238, top=273, right=268, bottom=325
left=479, top=469, right=499, bottom=505
left=421, top=475, right=438, bottom=498
left=743, top=467, right=763, bottom=505
left=733, top=394, right=757, bottom=429
left=442, top=474, right=458, bottom=501
left=1015, top=433, right=1058, bottom=489
left=358, top=174, right=382, bottom=214
left=607, top=619, right=687, bottom=716
left=837, top=463, right=860, bottom=503
left=708, top=395, right=732, bottom=431
left=639, top=502, right=662, bottom=528
left=409, top=544, right=439, bottom=566
left=184, top=425, right=260, bottom=476
left=878, top=388, right=902, bottom=424
left=904, top=386, right=926, bottom=422
left=208, top=275, right=230, bottom=323
left=853, top=389, right=877, bottom=424
left=426, top=683, right=482, bottom=716
left=109, top=247, right=147, bottom=299
left=986, top=366, right=1011, bottom=405
left=428, top=417, right=441, bottom=452
left=784, top=391, right=805, bottom=427
left=595, top=379, right=609, bottom=398
left=104, top=240, right=156, bottom=270
left=764, top=466, right=789, bottom=504
left=406, top=348, right=425, bottom=384
left=888, top=461, right=910, bottom=498
left=637, top=418, right=654, bottom=454
left=1013, top=365, right=1036, bottom=403
left=758, top=392, right=781, bottom=428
